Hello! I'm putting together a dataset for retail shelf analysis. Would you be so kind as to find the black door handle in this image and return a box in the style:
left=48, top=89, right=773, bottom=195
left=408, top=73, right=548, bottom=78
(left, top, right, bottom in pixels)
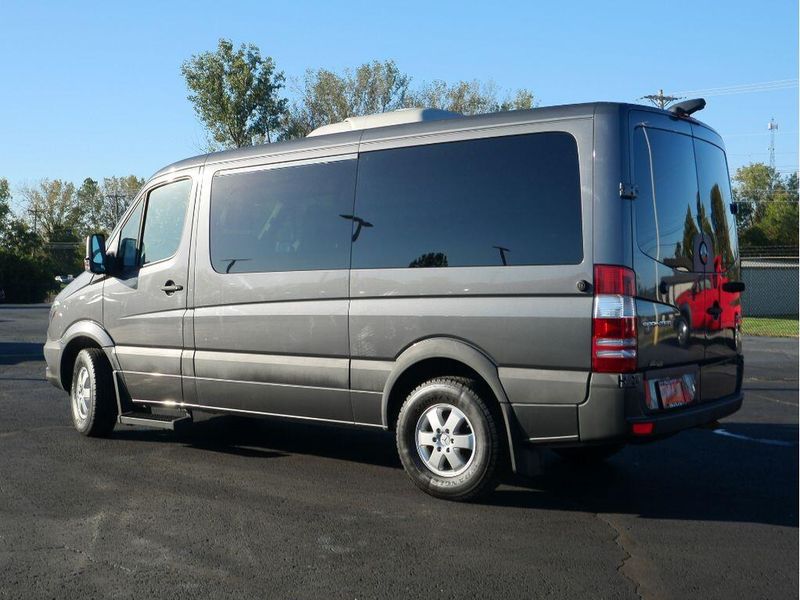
left=706, top=304, right=722, bottom=320
left=161, top=281, right=183, bottom=295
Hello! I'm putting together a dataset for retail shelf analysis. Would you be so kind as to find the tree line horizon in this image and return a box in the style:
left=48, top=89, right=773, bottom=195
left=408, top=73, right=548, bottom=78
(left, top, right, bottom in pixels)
left=0, top=38, right=796, bottom=302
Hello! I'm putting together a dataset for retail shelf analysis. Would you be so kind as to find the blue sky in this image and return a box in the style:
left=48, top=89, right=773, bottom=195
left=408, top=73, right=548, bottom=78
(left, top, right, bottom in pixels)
left=1, top=0, right=797, bottom=199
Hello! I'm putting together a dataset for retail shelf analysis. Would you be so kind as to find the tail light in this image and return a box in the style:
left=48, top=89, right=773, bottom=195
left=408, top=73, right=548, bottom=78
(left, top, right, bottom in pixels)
left=592, top=265, right=637, bottom=373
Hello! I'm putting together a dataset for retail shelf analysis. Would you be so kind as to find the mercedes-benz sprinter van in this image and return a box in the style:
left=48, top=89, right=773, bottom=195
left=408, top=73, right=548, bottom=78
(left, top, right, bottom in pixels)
left=45, top=101, right=744, bottom=500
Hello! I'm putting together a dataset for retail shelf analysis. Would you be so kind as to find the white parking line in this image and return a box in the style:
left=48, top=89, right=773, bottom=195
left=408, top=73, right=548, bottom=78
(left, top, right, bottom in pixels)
left=712, top=428, right=797, bottom=447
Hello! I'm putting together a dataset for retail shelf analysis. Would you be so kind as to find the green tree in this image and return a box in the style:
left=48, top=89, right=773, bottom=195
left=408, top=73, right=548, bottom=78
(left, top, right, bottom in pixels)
left=77, top=175, right=145, bottom=235
left=77, top=177, right=104, bottom=235
left=282, top=60, right=411, bottom=139
left=280, top=59, right=536, bottom=139
left=675, top=205, right=699, bottom=265
left=748, top=199, right=799, bottom=247
left=408, top=79, right=535, bottom=115
left=0, top=177, right=11, bottom=226
left=20, top=179, right=81, bottom=242
left=182, top=38, right=288, bottom=148
left=0, top=179, right=58, bottom=302
left=101, top=175, right=144, bottom=232
left=732, top=162, right=781, bottom=229
left=709, top=184, right=734, bottom=267
left=733, top=162, right=798, bottom=249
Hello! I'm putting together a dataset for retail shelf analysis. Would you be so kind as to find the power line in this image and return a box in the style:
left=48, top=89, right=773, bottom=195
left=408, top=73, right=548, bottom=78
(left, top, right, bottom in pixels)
left=672, top=78, right=798, bottom=97
left=721, top=130, right=798, bottom=138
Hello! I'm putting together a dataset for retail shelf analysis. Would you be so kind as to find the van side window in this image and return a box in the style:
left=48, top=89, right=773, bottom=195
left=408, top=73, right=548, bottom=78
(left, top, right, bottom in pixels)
left=633, top=127, right=700, bottom=270
left=118, top=200, right=144, bottom=270
left=350, top=132, right=582, bottom=269
left=140, top=179, right=193, bottom=265
left=209, top=159, right=357, bottom=274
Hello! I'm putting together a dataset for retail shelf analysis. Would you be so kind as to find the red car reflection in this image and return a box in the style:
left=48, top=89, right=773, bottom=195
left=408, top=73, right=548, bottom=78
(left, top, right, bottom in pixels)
left=675, top=255, right=741, bottom=331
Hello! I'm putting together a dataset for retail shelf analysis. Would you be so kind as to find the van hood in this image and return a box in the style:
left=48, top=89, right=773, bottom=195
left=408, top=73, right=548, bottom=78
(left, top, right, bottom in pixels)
left=54, top=271, right=96, bottom=304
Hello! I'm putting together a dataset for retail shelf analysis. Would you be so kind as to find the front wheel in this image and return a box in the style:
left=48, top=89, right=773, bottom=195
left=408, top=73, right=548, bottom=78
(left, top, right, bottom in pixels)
left=396, top=377, right=501, bottom=501
left=70, top=348, right=117, bottom=437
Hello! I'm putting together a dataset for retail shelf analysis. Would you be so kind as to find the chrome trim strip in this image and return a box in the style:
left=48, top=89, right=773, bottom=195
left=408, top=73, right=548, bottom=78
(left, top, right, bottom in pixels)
left=188, top=374, right=346, bottom=392
left=527, top=434, right=580, bottom=442
left=133, top=398, right=385, bottom=428
left=121, top=370, right=182, bottom=378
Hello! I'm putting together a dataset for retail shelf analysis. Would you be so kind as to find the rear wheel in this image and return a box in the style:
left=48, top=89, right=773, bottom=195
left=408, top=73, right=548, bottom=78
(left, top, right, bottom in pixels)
left=554, top=443, right=623, bottom=464
left=70, top=348, right=117, bottom=437
left=396, top=377, right=501, bottom=501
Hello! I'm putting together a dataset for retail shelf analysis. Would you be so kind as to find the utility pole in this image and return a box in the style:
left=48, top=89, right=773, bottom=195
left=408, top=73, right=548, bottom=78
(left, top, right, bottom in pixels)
left=105, top=193, right=128, bottom=222
left=640, top=89, right=683, bottom=109
left=28, top=205, right=42, bottom=236
left=768, top=118, right=778, bottom=170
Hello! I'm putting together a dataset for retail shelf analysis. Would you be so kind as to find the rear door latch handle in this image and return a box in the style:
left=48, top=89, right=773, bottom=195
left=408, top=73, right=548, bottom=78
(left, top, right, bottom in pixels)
left=161, top=281, right=183, bottom=295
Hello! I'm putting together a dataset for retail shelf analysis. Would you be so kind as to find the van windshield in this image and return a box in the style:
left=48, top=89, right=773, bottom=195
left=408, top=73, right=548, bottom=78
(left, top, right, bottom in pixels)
left=633, top=127, right=738, bottom=272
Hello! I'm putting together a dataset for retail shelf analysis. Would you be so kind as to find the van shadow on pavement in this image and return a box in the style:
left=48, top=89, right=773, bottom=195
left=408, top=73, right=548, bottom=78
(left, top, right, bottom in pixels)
left=111, top=414, right=798, bottom=528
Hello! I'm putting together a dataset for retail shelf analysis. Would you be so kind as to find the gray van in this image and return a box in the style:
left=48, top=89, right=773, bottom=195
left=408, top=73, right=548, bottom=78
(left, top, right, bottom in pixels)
left=45, top=101, right=744, bottom=500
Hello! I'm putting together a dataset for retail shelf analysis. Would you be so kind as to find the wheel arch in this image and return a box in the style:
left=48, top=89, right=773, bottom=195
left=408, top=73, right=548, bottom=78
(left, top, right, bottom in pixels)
left=380, top=337, right=522, bottom=472
left=59, top=321, right=115, bottom=391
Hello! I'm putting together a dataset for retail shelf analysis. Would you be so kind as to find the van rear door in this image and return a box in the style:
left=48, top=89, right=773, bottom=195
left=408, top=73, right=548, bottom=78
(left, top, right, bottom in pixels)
left=629, top=110, right=741, bottom=407
left=691, top=128, right=743, bottom=401
left=630, top=116, right=706, bottom=369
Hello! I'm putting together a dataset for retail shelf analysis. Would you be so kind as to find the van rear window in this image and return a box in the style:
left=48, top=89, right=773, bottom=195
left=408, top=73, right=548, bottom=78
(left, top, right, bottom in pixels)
left=693, top=138, right=739, bottom=271
left=633, top=127, right=738, bottom=272
left=350, top=132, right=583, bottom=269
left=633, top=127, right=700, bottom=270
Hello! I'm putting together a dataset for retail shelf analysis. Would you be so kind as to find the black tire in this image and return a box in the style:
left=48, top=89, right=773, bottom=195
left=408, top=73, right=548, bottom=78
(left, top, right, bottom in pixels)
left=554, top=443, right=623, bottom=464
left=69, top=348, right=117, bottom=437
left=396, top=377, right=501, bottom=501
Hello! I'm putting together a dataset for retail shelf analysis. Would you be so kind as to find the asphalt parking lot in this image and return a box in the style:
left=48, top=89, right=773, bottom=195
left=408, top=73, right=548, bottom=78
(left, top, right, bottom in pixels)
left=0, top=305, right=797, bottom=599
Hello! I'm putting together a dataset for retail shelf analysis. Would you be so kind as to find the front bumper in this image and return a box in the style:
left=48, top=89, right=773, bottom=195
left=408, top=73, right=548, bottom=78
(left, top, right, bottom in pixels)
left=43, top=339, right=63, bottom=390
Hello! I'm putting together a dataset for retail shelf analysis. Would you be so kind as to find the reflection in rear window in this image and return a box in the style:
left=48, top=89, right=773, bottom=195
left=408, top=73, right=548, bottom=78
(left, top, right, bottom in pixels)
left=633, top=127, right=738, bottom=273
left=633, top=127, right=700, bottom=270
left=351, top=132, right=583, bottom=269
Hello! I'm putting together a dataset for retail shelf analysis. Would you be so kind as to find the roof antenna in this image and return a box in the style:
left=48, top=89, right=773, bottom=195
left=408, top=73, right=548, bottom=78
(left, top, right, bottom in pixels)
left=668, top=98, right=706, bottom=117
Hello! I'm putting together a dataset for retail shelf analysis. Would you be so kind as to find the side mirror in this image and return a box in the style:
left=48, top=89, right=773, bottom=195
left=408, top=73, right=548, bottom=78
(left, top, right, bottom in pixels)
left=84, top=233, right=107, bottom=274
left=722, top=281, right=745, bottom=294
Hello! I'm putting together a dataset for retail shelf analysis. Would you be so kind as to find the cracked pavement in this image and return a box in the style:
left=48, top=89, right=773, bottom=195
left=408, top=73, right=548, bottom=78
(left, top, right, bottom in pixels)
left=0, top=305, right=797, bottom=599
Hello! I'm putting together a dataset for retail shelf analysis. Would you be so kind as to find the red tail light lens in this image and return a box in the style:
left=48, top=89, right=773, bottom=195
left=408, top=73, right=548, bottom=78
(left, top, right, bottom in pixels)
left=592, top=265, right=637, bottom=373
left=594, top=264, right=636, bottom=296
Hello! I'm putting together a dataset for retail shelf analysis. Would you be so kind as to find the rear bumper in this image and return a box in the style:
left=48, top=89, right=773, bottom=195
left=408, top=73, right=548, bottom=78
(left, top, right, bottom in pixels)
left=626, top=390, right=742, bottom=438
left=577, top=357, right=743, bottom=442
left=509, top=357, right=744, bottom=445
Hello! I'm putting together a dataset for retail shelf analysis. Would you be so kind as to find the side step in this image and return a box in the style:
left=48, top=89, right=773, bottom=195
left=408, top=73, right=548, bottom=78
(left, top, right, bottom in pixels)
left=118, top=412, right=192, bottom=431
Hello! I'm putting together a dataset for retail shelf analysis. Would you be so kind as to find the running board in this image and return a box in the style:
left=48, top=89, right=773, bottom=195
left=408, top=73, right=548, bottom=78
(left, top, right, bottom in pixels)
left=118, top=412, right=192, bottom=431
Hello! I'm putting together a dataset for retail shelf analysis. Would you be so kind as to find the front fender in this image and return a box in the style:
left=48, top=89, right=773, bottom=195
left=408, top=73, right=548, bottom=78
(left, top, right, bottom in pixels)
left=45, top=320, right=119, bottom=391
left=62, top=319, right=114, bottom=349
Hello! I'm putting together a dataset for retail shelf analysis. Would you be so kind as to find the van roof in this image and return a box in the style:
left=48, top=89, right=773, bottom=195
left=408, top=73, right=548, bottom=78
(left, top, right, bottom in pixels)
left=151, top=101, right=718, bottom=179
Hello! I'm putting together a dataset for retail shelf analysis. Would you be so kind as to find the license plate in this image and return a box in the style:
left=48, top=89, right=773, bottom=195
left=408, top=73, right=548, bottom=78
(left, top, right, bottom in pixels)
left=658, top=378, right=692, bottom=409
